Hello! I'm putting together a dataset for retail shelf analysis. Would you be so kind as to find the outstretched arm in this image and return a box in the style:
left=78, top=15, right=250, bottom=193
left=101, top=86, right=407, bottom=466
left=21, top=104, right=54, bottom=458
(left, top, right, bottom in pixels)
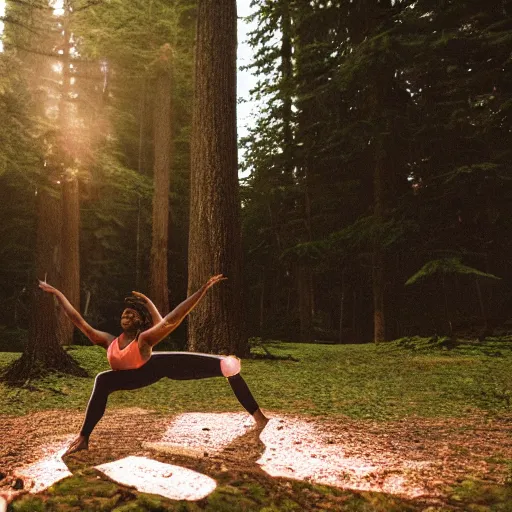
left=131, top=291, right=163, bottom=324
left=38, top=281, right=114, bottom=348
left=138, top=274, right=227, bottom=348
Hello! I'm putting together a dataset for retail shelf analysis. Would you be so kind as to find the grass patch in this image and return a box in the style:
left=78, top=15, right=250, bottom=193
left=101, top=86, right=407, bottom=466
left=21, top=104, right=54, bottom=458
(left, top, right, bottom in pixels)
left=1, top=338, right=511, bottom=419
left=447, top=479, right=512, bottom=511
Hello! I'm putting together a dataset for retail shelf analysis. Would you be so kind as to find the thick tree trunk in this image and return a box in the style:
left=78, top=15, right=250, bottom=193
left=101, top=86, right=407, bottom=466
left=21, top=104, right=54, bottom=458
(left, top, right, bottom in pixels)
left=149, top=60, right=172, bottom=315
left=57, top=4, right=80, bottom=345
left=2, top=187, right=86, bottom=383
left=59, top=176, right=80, bottom=345
left=187, top=0, right=245, bottom=355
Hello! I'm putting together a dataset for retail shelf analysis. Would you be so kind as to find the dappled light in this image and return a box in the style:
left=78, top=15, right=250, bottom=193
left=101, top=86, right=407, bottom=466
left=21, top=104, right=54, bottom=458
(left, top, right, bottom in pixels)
left=144, top=412, right=429, bottom=498
left=50, top=0, right=64, bottom=17
left=95, top=456, right=217, bottom=501
left=144, top=412, right=254, bottom=456
left=1, top=412, right=432, bottom=503
left=258, top=416, right=427, bottom=498
left=14, top=437, right=75, bottom=493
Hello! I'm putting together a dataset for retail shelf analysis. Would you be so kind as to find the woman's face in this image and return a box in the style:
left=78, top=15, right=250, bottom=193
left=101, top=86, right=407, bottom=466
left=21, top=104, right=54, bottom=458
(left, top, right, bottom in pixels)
left=120, top=308, right=142, bottom=331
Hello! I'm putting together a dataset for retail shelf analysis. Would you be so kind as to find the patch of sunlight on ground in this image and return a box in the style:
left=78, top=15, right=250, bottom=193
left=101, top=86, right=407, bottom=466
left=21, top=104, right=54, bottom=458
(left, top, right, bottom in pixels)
left=144, top=412, right=253, bottom=456
left=95, top=456, right=217, bottom=501
left=147, top=412, right=429, bottom=498
left=258, top=416, right=428, bottom=498
left=14, top=437, right=75, bottom=493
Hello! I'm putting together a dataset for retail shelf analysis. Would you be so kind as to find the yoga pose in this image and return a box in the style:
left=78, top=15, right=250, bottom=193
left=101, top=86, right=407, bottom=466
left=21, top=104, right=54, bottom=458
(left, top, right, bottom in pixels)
left=39, top=275, right=268, bottom=455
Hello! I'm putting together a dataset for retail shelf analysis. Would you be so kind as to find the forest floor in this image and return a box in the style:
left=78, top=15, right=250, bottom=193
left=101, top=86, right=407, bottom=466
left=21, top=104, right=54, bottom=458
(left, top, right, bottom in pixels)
left=1, top=409, right=512, bottom=510
left=1, top=338, right=512, bottom=510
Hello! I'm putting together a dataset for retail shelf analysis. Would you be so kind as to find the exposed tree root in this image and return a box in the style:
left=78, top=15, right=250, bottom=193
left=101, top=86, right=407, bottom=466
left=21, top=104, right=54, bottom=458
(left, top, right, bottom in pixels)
left=1, top=350, right=88, bottom=385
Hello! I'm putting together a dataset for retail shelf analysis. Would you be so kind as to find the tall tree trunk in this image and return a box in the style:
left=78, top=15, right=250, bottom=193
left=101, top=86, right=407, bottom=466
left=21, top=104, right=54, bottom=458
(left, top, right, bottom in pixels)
left=372, top=134, right=386, bottom=343
left=298, top=264, right=313, bottom=342
left=150, top=52, right=172, bottom=315
left=57, top=2, right=80, bottom=345
left=187, top=0, right=245, bottom=355
left=60, top=176, right=80, bottom=344
left=2, top=185, right=87, bottom=383
left=339, top=268, right=346, bottom=344
left=259, top=270, right=265, bottom=336
left=352, top=287, right=359, bottom=342
left=295, top=4, right=315, bottom=343
left=136, top=77, right=148, bottom=291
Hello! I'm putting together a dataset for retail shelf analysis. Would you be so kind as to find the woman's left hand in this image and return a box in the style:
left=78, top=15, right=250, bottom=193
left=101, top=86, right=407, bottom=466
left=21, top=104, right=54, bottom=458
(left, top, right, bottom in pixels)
left=38, top=280, right=59, bottom=294
left=131, top=291, right=149, bottom=302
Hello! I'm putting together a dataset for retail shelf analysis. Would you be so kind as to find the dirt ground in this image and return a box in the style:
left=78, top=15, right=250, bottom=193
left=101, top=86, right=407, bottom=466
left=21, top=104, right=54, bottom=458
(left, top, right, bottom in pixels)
left=1, top=408, right=511, bottom=508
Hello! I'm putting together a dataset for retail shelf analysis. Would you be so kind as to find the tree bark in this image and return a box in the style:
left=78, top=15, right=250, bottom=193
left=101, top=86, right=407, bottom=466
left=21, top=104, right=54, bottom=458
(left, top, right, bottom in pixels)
left=59, top=176, right=80, bottom=344
left=295, top=4, right=316, bottom=343
left=149, top=56, right=172, bottom=315
left=57, top=2, right=80, bottom=345
left=339, top=268, right=345, bottom=344
left=281, top=0, right=294, bottom=177
left=298, top=264, right=313, bottom=342
left=259, top=270, right=265, bottom=336
left=372, top=135, right=386, bottom=344
left=187, top=0, right=245, bottom=355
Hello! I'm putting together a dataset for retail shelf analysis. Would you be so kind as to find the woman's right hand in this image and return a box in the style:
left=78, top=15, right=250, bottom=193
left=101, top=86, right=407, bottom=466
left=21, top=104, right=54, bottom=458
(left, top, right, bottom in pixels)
left=204, top=274, right=227, bottom=290
left=38, top=280, right=59, bottom=294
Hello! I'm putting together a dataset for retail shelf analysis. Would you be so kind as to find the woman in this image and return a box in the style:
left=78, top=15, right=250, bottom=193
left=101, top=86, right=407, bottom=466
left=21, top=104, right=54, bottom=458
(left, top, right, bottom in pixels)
left=39, top=275, right=268, bottom=455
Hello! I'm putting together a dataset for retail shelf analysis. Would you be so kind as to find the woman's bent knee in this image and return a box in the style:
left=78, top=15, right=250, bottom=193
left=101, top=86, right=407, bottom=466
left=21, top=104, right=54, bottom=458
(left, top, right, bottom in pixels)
left=220, top=356, right=241, bottom=377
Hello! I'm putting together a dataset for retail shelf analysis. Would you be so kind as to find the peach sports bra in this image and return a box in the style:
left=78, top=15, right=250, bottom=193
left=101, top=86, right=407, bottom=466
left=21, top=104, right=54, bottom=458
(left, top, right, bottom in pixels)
left=107, top=334, right=148, bottom=371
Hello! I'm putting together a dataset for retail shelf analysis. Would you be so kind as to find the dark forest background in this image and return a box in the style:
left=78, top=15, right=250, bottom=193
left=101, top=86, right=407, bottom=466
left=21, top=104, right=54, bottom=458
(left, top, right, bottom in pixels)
left=1, top=0, right=511, bottom=354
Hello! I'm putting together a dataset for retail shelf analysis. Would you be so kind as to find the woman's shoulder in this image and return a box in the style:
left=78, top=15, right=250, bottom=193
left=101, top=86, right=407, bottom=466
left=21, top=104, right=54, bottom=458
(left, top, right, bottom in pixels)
left=107, top=335, right=120, bottom=350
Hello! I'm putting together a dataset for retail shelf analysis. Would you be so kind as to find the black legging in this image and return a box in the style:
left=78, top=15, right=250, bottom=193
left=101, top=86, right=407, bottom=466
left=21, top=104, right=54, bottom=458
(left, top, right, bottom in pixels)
left=80, top=352, right=260, bottom=437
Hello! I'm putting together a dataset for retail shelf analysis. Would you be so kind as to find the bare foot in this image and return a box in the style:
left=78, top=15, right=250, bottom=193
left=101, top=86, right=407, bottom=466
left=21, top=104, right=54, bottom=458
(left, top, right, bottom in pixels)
left=252, top=409, right=269, bottom=431
left=63, top=435, right=89, bottom=456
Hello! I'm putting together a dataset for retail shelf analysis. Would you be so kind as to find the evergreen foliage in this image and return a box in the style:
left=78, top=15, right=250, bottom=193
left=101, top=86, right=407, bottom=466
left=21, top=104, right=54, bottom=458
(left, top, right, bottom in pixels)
left=242, top=0, right=512, bottom=341
left=405, top=258, right=501, bottom=286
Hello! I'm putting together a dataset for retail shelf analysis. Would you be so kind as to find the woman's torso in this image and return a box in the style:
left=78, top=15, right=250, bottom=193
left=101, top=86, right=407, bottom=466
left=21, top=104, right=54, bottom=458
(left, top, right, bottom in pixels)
left=107, top=334, right=151, bottom=370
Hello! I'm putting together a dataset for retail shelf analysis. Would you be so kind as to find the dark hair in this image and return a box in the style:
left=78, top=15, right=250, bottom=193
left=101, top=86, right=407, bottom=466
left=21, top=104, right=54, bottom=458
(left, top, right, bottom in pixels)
left=123, top=297, right=153, bottom=331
